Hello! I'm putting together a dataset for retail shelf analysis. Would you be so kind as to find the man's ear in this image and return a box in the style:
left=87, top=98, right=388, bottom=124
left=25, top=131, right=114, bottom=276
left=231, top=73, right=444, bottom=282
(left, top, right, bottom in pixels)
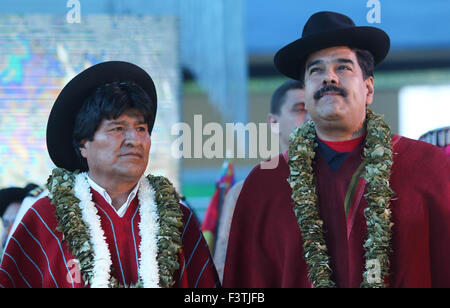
left=79, top=140, right=88, bottom=158
left=365, top=76, right=374, bottom=106
left=267, top=113, right=280, bottom=134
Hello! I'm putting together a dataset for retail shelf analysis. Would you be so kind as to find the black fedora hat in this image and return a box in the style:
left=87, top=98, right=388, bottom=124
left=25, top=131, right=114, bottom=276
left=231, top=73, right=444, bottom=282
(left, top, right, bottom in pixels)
left=274, top=11, right=390, bottom=80
left=46, top=61, right=157, bottom=172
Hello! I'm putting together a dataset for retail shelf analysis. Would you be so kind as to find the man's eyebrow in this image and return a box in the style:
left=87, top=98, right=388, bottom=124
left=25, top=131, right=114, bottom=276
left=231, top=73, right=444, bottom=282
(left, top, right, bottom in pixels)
left=306, top=59, right=322, bottom=70
left=335, top=58, right=354, bottom=65
left=105, top=119, right=147, bottom=126
left=106, top=120, right=126, bottom=126
left=306, top=58, right=354, bottom=70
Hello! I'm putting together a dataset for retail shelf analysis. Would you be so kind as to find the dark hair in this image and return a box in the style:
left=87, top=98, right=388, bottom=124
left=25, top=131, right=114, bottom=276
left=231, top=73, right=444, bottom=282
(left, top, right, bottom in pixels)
left=351, top=47, right=375, bottom=80
left=270, top=79, right=305, bottom=115
left=72, top=81, right=155, bottom=171
left=300, top=47, right=375, bottom=82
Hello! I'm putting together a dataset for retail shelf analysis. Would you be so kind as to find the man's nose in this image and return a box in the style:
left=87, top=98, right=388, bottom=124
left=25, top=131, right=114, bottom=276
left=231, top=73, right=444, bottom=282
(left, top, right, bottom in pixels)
left=322, top=69, right=338, bottom=85
left=124, top=128, right=140, bottom=145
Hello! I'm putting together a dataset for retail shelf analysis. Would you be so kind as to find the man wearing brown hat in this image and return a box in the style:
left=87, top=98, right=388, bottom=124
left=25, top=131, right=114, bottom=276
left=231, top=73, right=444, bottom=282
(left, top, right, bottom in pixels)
left=0, top=61, right=219, bottom=288
left=223, top=11, right=450, bottom=288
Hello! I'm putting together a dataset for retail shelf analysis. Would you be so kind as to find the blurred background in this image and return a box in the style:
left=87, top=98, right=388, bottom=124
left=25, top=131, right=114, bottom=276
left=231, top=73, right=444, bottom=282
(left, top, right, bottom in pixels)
left=1, top=0, right=449, bottom=221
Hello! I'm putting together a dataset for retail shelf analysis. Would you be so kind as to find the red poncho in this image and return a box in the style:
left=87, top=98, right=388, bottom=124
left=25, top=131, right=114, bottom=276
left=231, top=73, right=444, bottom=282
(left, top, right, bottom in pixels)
left=223, top=136, right=450, bottom=287
left=0, top=189, right=219, bottom=288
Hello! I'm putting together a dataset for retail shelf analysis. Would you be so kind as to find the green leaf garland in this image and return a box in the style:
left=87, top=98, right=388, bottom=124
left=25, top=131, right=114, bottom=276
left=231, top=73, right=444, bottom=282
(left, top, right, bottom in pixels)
left=47, top=169, right=183, bottom=288
left=288, top=109, right=395, bottom=288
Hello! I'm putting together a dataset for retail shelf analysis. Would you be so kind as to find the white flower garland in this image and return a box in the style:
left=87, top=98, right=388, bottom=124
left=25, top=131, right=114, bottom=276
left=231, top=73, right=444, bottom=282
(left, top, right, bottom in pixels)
left=136, top=177, right=160, bottom=288
left=74, top=173, right=160, bottom=288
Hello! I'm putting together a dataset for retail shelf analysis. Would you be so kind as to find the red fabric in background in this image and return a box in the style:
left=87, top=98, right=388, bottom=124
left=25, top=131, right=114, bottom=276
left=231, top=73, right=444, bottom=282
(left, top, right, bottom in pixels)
left=202, top=160, right=235, bottom=236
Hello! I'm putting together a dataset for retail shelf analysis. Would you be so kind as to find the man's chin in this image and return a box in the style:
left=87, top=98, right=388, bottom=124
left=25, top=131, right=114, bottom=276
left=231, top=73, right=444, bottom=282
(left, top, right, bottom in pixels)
left=310, top=110, right=348, bottom=131
left=316, top=108, right=344, bottom=121
left=115, top=165, right=147, bottom=180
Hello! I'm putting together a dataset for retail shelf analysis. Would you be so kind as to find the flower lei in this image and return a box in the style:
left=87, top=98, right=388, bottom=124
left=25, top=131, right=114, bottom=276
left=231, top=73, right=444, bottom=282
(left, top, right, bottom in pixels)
left=288, top=109, right=395, bottom=288
left=47, top=168, right=184, bottom=288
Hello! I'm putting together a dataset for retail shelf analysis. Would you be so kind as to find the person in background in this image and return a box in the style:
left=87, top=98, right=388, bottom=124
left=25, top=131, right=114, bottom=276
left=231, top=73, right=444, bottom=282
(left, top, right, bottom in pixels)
left=0, top=184, right=39, bottom=249
left=267, top=79, right=309, bottom=154
left=3, top=185, right=46, bottom=250
left=213, top=80, right=308, bottom=282
left=419, top=126, right=450, bottom=156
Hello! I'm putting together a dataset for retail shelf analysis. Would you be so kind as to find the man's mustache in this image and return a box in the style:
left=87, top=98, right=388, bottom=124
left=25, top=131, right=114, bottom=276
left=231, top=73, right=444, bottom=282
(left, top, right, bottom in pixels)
left=314, top=85, right=347, bottom=100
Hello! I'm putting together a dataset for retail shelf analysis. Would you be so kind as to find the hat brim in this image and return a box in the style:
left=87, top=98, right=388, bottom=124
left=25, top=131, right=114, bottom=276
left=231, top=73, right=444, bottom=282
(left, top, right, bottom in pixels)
left=46, top=61, right=157, bottom=172
left=274, top=26, right=390, bottom=80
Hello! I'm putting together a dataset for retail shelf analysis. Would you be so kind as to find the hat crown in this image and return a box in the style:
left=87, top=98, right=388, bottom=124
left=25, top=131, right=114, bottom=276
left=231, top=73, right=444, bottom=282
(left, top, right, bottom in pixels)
left=302, top=11, right=356, bottom=37
left=274, top=11, right=389, bottom=80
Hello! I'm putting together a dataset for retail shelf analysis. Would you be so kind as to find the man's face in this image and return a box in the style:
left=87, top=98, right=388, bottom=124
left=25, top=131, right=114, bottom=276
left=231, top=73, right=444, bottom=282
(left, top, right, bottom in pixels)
left=269, top=88, right=308, bottom=151
left=80, top=108, right=151, bottom=184
left=303, top=46, right=374, bottom=137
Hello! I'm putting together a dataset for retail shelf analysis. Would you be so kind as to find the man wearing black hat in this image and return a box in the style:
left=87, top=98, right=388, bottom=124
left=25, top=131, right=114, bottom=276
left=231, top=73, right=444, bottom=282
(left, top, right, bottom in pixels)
left=0, top=184, right=39, bottom=248
left=0, top=61, right=219, bottom=288
left=224, top=12, right=450, bottom=288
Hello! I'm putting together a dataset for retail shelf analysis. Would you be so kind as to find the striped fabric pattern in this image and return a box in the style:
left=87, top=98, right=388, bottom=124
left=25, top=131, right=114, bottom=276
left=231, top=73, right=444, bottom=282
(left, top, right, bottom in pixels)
left=0, top=189, right=219, bottom=288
